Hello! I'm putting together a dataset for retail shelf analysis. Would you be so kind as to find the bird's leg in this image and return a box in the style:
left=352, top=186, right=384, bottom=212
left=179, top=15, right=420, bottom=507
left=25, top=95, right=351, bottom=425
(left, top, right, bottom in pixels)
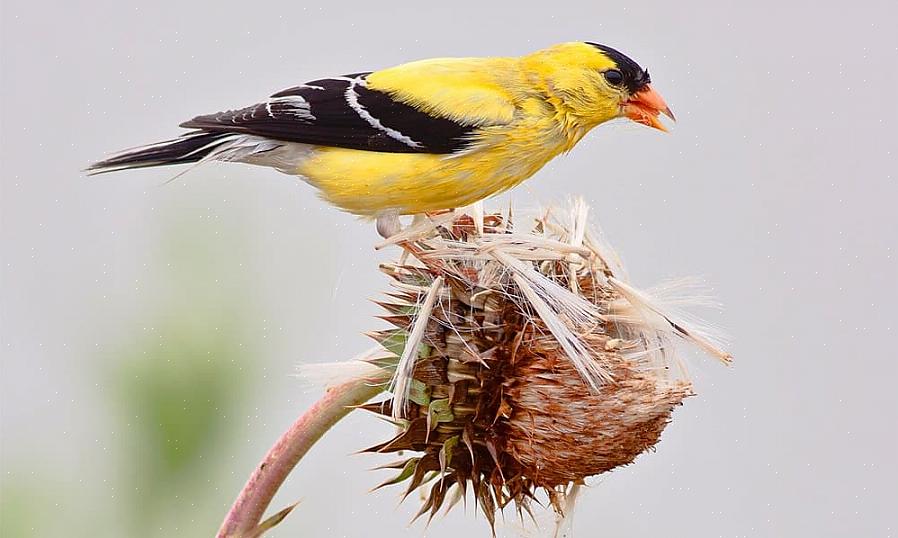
left=375, top=210, right=455, bottom=275
left=374, top=210, right=454, bottom=276
left=375, top=210, right=402, bottom=239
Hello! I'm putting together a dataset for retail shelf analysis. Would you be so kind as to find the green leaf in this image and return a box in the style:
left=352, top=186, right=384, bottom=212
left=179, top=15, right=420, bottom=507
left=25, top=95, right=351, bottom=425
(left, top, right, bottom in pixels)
left=372, top=457, right=420, bottom=490
left=377, top=329, right=408, bottom=357
left=242, top=501, right=299, bottom=538
left=408, top=379, right=431, bottom=407
left=427, top=398, right=454, bottom=430
left=439, top=436, right=460, bottom=476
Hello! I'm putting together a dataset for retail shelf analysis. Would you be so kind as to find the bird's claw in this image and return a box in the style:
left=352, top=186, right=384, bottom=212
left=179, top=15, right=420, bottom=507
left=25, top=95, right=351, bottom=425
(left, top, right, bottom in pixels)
left=376, top=211, right=403, bottom=239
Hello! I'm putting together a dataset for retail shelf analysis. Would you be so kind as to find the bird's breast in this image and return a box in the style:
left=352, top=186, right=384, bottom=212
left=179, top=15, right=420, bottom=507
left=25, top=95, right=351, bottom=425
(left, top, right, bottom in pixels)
left=294, top=124, right=568, bottom=216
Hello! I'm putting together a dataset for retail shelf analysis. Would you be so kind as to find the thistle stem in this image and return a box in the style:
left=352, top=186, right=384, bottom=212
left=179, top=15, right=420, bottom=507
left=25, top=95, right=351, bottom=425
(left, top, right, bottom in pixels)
left=217, top=376, right=386, bottom=537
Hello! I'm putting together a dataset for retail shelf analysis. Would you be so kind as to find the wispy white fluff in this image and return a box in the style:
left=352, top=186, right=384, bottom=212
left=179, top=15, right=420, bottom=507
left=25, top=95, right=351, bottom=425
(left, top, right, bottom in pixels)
left=512, top=273, right=610, bottom=391
left=492, top=245, right=611, bottom=390
left=462, top=200, right=485, bottom=236
left=566, top=197, right=589, bottom=250
left=295, top=346, right=393, bottom=389
left=565, top=198, right=589, bottom=294
left=487, top=216, right=610, bottom=391
left=644, top=276, right=724, bottom=311
left=390, top=276, right=444, bottom=420
left=608, top=277, right=732, bottom=364
left=491, top=249, right=602, bottom=329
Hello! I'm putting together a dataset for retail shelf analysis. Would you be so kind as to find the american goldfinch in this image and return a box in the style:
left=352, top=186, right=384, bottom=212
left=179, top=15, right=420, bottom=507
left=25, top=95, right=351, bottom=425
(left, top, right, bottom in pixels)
left=89, top=42, right=673, bottom=235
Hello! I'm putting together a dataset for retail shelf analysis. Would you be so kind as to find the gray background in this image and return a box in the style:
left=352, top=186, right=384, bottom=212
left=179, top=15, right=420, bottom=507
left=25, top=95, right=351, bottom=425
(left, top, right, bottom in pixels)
left=2, top=0, right=896, bottom=536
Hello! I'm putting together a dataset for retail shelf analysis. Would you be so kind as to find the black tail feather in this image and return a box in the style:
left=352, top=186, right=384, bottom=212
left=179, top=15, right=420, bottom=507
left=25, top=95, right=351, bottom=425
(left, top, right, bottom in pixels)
left=86, top=131, right=231, bottom=175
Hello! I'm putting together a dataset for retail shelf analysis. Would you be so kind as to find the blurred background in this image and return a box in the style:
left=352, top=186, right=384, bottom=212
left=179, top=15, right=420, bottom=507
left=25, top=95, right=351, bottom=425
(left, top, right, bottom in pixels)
left=1, top=1, right=896, bottom=536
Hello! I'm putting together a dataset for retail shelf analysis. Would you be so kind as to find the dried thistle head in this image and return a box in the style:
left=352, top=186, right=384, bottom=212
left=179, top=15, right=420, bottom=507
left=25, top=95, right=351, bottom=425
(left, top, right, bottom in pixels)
left=363, top=200, right=731, bottom=531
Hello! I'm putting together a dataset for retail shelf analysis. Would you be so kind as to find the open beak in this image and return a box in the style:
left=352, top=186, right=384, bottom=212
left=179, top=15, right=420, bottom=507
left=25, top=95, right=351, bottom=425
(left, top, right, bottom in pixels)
left=624, top=85, right=675, bottom=132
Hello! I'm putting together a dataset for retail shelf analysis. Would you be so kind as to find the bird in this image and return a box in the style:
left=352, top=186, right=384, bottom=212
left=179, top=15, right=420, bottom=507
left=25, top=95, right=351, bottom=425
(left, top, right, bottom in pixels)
left=88, top=41, right=674, bottom=237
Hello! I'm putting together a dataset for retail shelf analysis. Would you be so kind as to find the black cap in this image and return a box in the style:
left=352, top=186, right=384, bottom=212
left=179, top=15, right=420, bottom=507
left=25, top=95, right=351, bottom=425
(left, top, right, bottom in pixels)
left=587, top=43, right=652, bottom=93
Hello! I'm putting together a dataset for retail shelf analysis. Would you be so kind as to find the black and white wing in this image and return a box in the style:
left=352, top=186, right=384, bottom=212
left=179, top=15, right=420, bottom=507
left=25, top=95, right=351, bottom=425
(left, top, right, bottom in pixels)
left=180, top=74, right=478, bottom=154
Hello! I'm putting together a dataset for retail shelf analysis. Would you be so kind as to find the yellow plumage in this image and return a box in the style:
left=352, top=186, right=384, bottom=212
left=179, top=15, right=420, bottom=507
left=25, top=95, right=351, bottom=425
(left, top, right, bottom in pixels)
left=90, top=42, right=673, bottom=225
left=301, top=44, right=622, bottom=215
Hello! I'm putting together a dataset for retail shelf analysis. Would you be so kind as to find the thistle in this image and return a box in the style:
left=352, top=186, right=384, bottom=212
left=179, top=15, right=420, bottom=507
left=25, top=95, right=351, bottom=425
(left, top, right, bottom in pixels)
left=362, top=200, right=732, bottom=531
left=217, top=199, right=731, bottom=538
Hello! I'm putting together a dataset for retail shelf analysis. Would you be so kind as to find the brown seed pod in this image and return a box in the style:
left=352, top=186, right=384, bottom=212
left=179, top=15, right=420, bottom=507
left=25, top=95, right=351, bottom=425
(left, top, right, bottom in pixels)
left=363, top=201, right=731, bottom=531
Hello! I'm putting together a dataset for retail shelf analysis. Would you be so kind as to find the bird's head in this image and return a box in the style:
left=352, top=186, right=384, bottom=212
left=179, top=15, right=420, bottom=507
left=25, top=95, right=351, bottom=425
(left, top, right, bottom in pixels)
left=525, top=42, right=674, bottom=132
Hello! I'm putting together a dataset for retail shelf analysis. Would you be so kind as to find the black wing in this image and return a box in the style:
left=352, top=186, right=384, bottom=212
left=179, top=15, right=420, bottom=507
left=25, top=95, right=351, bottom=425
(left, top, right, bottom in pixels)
left=180, top=74, right=476, bottom=153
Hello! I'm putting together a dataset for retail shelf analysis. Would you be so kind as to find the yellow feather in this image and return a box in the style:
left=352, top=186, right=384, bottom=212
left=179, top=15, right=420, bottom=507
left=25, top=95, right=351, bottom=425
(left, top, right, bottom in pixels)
left=366, top=57, right=519, bottom=126
left=90, top=42, right=665, bottom=217
left=292, top=42, right=641, bottom=216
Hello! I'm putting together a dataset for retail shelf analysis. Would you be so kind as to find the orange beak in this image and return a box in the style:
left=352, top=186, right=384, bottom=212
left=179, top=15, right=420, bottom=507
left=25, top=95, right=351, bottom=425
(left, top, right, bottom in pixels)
left=623, top=85, right=675, bottom=132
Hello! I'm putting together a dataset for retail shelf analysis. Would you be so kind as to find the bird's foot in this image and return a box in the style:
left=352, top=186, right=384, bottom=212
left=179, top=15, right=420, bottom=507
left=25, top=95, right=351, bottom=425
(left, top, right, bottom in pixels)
left=375, top=211, right=402, bottom=239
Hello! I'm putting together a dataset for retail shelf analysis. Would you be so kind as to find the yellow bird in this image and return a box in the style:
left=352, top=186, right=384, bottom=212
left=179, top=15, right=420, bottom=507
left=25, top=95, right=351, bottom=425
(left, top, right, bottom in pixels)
left=89, top=41, right=673, bottom=236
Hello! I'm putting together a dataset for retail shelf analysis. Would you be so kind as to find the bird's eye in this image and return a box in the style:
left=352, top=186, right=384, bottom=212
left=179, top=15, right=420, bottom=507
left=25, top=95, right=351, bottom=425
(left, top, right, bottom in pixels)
left=603, top=69, right=624, bottom=87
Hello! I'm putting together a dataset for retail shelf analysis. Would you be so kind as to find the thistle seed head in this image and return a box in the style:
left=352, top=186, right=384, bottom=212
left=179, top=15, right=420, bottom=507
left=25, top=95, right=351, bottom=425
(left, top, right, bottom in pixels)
left=364, top=201, right=731, bottom=531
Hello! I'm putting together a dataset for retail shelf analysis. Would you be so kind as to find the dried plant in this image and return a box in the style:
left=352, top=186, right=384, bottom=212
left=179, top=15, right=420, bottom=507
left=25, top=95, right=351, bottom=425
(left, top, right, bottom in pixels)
left=217, top=199, right=732, bottom=538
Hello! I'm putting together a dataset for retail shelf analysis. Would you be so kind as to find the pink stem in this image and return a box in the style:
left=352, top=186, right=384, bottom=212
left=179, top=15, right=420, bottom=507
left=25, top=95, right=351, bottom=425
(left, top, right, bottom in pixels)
left=216, top=378, right=385, bottom=537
